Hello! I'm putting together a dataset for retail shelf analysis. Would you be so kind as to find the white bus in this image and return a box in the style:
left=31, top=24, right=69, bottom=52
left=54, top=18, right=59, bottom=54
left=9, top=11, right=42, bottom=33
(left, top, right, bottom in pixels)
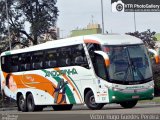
left=0, top=34, right=158, bottom=112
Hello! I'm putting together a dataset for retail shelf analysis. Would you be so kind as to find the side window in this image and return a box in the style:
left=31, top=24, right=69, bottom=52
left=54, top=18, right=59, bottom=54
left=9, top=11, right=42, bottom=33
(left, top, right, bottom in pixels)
left=20, top=53, right=32, bottom=71
left=54, top=44, right=89, bottom=68
left=94, top=54, right=108, bottom=80
left=10, top=55, right=19, bottom=72
left=86, top=43, right=101, bottom=61
left=72, top=44, right=89, bottom=68
left=32, top=51, right=44, bottom=70
left=45, top=49, right=57, bottom=68
left=86, top=43, right=109, bottom=80
left=86, top=43, right=101, bottom=52
left=2, top=54, right=20, bottom=72
left=58, top=47, right=72, bottom=67
left=1, top=56, right=11, bottom=73
left=1, top=57, right=5, bottom=72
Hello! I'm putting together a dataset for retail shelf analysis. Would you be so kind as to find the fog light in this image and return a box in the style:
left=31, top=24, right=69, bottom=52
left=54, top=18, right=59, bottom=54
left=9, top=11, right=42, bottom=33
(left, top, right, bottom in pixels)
left=152, top=93, right=154, bottom=96
left=112, top=96, right=116, bottom=99
left=150, top=85, right=154, bottom=89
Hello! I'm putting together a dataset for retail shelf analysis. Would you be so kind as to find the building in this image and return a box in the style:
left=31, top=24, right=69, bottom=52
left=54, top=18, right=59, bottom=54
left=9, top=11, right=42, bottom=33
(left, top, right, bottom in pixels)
left=70, top=23, right=102, bottom=37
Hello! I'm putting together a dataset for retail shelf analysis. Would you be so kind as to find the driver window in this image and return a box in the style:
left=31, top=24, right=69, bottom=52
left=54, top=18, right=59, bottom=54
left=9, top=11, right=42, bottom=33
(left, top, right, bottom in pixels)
left=86, top=43, right=101, bottom=60
left=94, top=54, right=107, bottom=80
left=86, top=43, right=109, bottom=80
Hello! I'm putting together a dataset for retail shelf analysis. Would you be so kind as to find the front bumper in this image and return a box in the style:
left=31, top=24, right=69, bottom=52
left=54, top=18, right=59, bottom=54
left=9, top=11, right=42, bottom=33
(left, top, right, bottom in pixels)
left=108, top=88, right=154, bottom=103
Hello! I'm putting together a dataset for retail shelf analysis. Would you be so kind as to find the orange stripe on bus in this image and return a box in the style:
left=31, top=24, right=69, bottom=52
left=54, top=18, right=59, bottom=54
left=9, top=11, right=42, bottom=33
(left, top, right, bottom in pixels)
left=84, top=39, right=100, bottom=44
left=155, top=55, right=159, bottom=64
left=2, top=72, right=56, bottom=98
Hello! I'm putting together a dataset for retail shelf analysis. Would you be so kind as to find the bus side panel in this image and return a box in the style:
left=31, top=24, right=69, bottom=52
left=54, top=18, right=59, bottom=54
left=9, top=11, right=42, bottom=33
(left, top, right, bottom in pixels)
left=1, top=66, right=101, bottom=106
left=20, top=67, right=85, bottom=105
left=1, top=72, right=19, bottom=106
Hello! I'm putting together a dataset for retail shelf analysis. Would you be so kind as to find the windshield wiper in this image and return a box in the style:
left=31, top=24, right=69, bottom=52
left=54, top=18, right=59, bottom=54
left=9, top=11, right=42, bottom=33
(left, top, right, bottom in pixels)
left=124, top=47, right=144, bottom=81
left=131, top=61, right=144, bottom=80
left=123, top=47, right=133, bottom=82
left=123, top=64, right=130, bottom=83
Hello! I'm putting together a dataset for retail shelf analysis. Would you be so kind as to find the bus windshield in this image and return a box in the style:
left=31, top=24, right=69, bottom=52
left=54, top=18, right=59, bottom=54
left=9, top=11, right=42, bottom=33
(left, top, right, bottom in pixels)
left=103, top=45, right=152, bottom=84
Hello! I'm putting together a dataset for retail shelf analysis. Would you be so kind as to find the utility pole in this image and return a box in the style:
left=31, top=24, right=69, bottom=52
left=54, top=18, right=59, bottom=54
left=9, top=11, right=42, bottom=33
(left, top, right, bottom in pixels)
left=133, top=0, right=137, bottom=32
left=134, top=11, right=136, bottom=32
left=5, top=0, right=11, bottom=50
left=101, top=0, right=104, bottom=34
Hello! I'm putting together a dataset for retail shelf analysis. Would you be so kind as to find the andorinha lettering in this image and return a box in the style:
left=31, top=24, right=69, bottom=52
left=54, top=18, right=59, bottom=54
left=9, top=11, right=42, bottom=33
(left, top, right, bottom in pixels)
left=45, top=68, right=78, bottom=77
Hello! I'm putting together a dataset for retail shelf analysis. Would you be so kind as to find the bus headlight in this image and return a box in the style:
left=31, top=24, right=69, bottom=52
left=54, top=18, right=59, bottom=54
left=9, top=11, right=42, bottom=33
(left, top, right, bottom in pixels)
left=112, top=87, right=118, bottom=91
left=149, top=85, right=154, bottom=89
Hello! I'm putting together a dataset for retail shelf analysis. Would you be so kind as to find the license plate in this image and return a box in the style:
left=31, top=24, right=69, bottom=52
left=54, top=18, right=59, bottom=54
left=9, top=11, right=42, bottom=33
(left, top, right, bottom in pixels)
left=132, top=96, right=139, bottom=99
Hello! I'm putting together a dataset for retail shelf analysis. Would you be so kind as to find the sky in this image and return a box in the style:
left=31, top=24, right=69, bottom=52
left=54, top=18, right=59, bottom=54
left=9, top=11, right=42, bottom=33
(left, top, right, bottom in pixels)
left=56, top=0, right=160, bottom=38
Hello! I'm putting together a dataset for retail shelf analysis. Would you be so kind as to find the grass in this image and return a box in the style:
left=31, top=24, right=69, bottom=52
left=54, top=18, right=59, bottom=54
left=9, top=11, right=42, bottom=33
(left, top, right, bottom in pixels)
left=139, top=97, right=160, bottom=104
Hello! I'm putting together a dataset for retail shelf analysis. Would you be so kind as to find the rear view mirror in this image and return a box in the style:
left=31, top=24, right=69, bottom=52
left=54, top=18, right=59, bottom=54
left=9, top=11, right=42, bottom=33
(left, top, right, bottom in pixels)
left=148, top=49, right=159, bottom=64
left=94, top=51, right=110, bottom=67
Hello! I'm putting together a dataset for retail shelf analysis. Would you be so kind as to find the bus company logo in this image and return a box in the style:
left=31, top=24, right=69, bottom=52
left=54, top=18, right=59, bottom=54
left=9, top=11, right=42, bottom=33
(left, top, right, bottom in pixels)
left=112, top=0, right=124, bottom=12
left=44, top=68, right=78, bottom=78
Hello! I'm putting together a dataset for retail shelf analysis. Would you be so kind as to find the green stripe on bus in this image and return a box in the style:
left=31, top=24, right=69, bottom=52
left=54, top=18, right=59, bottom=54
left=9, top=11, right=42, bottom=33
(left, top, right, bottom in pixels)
left=108, top=88, right=154, bottom=103
left=42, top=70, right=76, bottom=104
left=5, top=51, right=11, bottom=55
left=68, top=75, right=83, bottom=100
left=53, top=76, right=76, bottom=104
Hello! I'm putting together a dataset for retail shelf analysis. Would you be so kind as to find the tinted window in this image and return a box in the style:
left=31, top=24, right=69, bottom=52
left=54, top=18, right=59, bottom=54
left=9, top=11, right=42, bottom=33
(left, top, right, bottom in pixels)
left=32, top=51, right=44, bottom=70
left=73, top=44, right=88, bottom=68
left=44, top=49, right=57, bottom=68
left=86, top=43, right=101, bottom=61
left=2, top=55, right=19, bottom=72
left=44, top=44, right=89, bottom=69
left=94, top=54, right=107, bottom=80
left=20, top=53, right=32, bottom=71
left=1, top=44, right=89, bottom=73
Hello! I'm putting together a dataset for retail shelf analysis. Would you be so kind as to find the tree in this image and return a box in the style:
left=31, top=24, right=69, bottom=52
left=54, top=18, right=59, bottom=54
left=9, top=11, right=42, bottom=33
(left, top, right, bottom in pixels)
left=0, top=0, right=58, bottom=52
left=126, top=29, right=157, bottom=49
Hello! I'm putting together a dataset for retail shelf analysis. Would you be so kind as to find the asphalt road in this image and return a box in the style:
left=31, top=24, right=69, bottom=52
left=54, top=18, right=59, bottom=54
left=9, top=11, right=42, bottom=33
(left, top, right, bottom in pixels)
left=0, top=103, right=160, bottom=120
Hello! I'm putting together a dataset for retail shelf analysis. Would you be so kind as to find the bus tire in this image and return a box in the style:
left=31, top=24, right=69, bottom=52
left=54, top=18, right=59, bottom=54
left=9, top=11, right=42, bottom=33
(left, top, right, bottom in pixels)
left=26, top=93, right=42, bottom=112
left=120, top=100, right=138, bottom=108
left=52, top=104, right=73, bottom=111
left=85, top=90, right=104, bottom=110
left=17, top=94, right=27, bottom=112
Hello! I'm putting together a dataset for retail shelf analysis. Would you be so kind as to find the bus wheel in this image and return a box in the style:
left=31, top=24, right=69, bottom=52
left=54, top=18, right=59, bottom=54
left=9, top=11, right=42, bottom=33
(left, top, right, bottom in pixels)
left=27, top=94, right=35, bottom=112
left=52, top=104, right=73, bottom=111
left=85, top=90, right=104, bottom=110
left=17, top=94, right=27, bottom=112
left=26, top=93, right=42, bottom=112
left=120, top=100, right=138, bottom=108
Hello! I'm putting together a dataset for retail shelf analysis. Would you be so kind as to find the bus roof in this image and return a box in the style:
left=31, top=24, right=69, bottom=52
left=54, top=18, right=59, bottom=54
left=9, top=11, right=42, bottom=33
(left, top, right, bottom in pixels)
left=83, top=34, right=143, bottom=45
left=1, top=34, right=143, bottom=56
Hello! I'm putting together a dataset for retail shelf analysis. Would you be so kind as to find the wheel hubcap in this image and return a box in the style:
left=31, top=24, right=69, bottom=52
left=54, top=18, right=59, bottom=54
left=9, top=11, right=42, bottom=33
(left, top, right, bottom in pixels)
left=20, top=99, right=24, bottom=105
left=19, top=97, right=24, bottom=109
left=90, top=95, right=96, bottom=105
left=28, top=98, right=33, bottom=108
